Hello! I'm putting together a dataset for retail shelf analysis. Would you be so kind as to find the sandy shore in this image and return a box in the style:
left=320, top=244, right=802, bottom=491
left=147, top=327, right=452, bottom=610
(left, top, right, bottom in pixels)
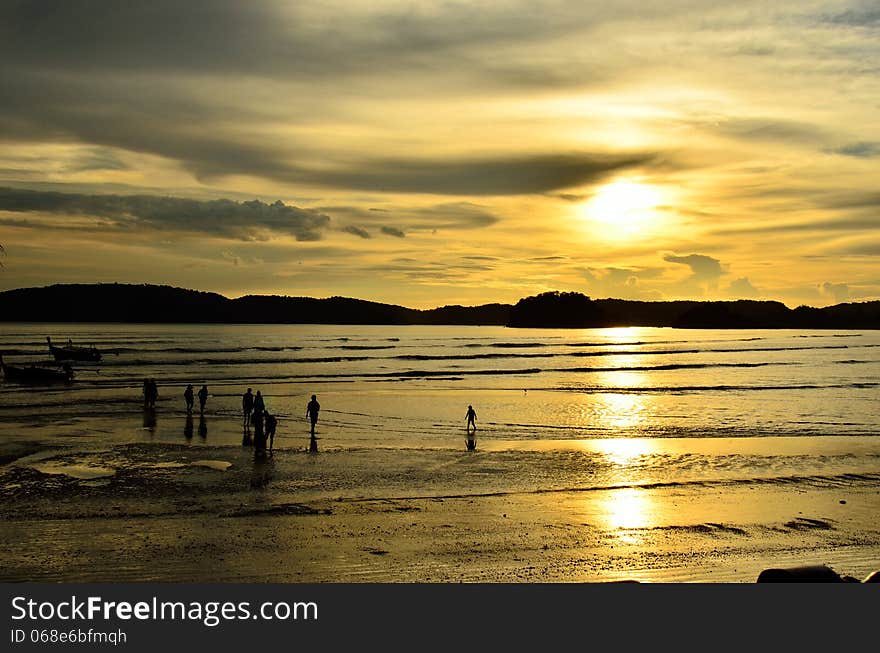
left=2, top=437, right=878, bottom=583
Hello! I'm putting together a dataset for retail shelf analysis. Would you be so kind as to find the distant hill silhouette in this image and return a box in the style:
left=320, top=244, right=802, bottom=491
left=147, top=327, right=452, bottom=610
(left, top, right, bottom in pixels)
left=0, top=284, right=878, bottom=329
left=0, top=284, right=509, bottom=325
left=507, top=291, right=880, bottom=329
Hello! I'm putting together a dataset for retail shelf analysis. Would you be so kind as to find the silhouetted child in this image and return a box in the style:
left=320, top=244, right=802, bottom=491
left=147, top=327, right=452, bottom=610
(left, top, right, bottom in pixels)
left=466, top=404, right=477, bottom=433
left=265, top=412, right=278, bottom=453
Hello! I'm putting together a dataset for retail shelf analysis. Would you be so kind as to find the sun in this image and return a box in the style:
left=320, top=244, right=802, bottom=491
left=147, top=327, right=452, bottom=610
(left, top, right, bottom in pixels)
left=580, top=179, right=665, bottom=238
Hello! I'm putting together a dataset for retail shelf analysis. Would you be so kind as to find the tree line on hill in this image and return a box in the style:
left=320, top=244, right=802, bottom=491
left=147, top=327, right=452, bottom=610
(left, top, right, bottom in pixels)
left=0, top=285, right=878, bottom=329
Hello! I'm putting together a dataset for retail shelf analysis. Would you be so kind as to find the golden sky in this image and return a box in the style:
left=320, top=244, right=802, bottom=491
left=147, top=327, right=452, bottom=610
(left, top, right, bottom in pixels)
left=0, top=1, right=878, bottom=308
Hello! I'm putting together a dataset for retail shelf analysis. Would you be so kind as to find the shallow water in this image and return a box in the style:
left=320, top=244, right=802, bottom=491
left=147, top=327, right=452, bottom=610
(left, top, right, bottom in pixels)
left=2, top=323, right=879, bottom=484
left=1, top=324, right=878, bottom=438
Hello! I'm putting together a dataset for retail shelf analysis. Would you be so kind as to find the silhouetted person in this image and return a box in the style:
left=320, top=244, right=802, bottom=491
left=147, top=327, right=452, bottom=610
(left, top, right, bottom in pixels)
left=242, top=387, right=254, bottom=426
left=253, top=410, right=266, bottom=455
left=184, top=384, right=194, bottom=414
left=466, top=405, right=477, bottom=433
left=265, top=411, right=278, bottom=453
left=143, top=378, right=158, bottom=409
left=198, top=414, right=208, bottom=439
left=197, top=384, right=208, bottom=414
left=254, top=390, right=265, bottom=417
left=184, top=413, right=194, bottom=440
left=306, top=394, right=320, bottom=436
left=151, top=379, right=159, bottom=407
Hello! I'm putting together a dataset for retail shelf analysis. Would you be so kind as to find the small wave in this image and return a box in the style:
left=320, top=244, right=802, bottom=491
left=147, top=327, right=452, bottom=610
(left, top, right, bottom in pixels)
left=552, top=381, right=879, bottom=393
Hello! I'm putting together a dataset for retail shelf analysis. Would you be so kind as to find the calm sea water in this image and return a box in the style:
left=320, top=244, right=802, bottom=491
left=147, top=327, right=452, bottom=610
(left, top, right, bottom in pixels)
left=1, top=322, right=879, bottom=507
left=1, top=322, right=878, bottom=441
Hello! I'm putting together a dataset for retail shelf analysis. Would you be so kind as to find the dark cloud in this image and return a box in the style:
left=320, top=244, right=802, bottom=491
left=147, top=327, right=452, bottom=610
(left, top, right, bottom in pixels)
left=0, top=187, right=329, bottom=241
left=554, top=193, right=587, bottom=202
left=380, top=226, right=406, bottom=238
left=829, top=141, right=880, bottom=158
left=708, top=118, right=830, bottom=146
left=341, top=225, right=371, bottom=239
left=319, top=202, right=501, bottom=231
left=824, top=7, right=880, bottom=27
left=0, top=65, right=659, bottom=193
left=295, top=152, right=658, bottom=195
left=399, top=203, right=500, bottom=229
left=0, top=0, right=668, bottom=196
left=663, top=253, right=723, bottom=281
left=0, top=1, right=665, bottom=81
left=65, top=148, right=131, bottom=173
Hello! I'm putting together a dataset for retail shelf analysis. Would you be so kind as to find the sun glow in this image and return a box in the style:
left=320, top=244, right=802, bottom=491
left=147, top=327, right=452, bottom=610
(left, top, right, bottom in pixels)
left=581, top=179, right=666, bottom=238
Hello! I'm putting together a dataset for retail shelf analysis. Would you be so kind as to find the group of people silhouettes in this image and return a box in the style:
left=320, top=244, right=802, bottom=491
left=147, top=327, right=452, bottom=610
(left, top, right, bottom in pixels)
left=183, top=384, right=210, bottom=415
left=241, top=388, right=276, bottom=456
left=144, top=379, right=477, bottom=452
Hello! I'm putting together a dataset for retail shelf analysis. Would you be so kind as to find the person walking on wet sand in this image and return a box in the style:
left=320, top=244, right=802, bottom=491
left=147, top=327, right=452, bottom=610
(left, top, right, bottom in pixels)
left=466, top=404, right=477, bottom=433
left=184, top=384, right=194, bottom=414
left=265, top=411, right=278, bottom=453
left=197, top=384, right=208, bottom=414
left=306, top=394, right=320, bottom=436
left=144, top=378, right=158, bottom=409
left=242, top=387, right=254, bottom=427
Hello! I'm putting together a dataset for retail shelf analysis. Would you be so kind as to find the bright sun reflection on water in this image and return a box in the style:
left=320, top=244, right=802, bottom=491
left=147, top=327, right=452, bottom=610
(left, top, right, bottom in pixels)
left=594, top=438, right=662, bottom=534
left=594, top=360, right=649, bottom=432
left=599, top=487, right=653, bottom=531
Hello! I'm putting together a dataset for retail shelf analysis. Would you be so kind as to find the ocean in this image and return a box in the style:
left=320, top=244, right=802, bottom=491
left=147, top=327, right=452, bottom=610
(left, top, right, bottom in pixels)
left=2, top=323, right=878, bottom=437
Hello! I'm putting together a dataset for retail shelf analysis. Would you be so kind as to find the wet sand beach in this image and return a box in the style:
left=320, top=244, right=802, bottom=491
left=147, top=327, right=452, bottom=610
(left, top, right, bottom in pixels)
left=1, top=419, right=878, bottom=583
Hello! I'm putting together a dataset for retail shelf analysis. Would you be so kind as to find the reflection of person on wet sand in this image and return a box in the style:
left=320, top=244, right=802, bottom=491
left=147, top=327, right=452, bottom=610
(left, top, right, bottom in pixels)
left=143, top=405, right=157, bottom=431
left=253, top=410, right=266, bottom=455
left=184, top=413, right=193, bottom=439
left=198, top=415, right=208, bottom=439
left=250, top=452, right=273, bottom=488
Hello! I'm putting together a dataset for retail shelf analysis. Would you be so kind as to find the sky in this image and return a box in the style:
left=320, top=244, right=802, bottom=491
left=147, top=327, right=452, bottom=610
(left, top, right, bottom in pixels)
left=0, top=0, right=878, bottom=308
